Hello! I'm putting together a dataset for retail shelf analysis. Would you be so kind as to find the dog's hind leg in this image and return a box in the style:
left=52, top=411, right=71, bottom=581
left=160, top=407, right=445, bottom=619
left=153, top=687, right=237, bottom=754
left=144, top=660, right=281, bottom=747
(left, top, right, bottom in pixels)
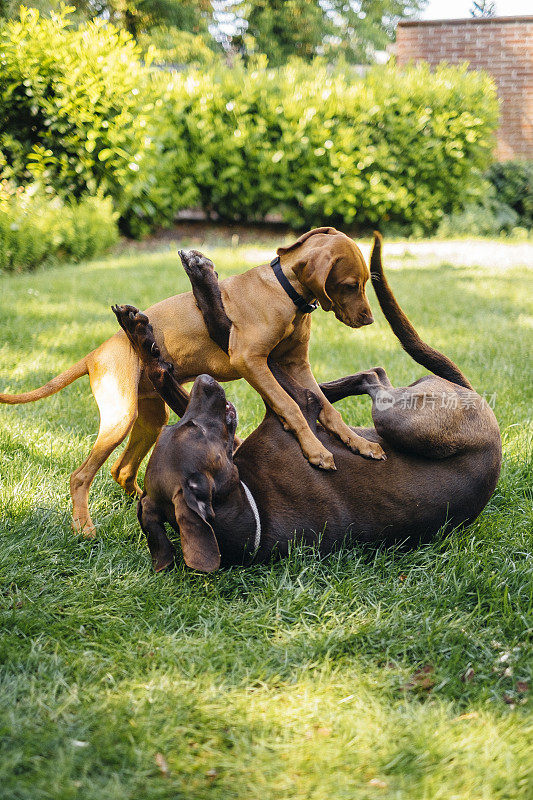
left=70, top=338, right=140, bottom=537
left=110, top=395, right=169, bottom=497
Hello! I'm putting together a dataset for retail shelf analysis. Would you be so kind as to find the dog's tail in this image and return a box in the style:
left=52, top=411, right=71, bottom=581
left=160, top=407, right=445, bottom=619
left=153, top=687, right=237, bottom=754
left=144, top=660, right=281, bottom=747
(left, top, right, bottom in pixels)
left=370, top=233, right=473, bottom=391
left=0, top=357, right=88, bottom=404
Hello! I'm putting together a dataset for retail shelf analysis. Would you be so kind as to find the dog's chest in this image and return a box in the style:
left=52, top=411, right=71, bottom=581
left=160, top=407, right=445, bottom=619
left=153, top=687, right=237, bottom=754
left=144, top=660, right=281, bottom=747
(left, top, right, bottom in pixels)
left=273, top=315, right=311, bottom=354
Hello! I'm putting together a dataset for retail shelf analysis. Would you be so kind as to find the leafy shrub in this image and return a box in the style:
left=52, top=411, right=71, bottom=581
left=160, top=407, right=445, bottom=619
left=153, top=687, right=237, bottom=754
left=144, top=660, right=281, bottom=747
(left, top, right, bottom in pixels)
left=160, top=59, right=498, bottom=231
left=486, top=160, right=533, bottom=229
left=437, top=160, right=533, bottom=237
left=0, top=182, right=118, bottom=271
left=437, top=201, right=518, bottom=238
left=137, top=26, right=219, bottom=67
left=0, top=10, right=500, bottom=237
left=0, top=7, right=197, bottom=236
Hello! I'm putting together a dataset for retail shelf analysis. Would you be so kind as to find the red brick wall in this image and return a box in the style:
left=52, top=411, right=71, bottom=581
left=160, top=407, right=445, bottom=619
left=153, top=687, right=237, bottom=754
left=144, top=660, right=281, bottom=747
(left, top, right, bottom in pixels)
left=396, top=16, right=533, bottom=160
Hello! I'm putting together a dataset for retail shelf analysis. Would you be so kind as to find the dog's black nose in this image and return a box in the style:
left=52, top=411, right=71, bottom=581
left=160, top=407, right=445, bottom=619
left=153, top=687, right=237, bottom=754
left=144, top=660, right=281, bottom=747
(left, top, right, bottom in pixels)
left=197, top=374, right=216, bottom=387
left=194, top=374, right=220, bottom=396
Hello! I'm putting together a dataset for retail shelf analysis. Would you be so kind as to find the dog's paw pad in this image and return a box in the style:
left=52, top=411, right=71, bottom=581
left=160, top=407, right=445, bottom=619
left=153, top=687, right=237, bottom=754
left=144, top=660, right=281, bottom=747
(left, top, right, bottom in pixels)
left=180, top=249, right=215, bottom=274
left=112, top=303, right=139, bottom=319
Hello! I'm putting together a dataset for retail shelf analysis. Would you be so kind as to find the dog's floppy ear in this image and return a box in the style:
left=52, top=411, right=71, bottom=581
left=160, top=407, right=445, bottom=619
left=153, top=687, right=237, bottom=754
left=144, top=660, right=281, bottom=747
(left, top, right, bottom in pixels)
left=276, top=228, right=338, bottom=311
left=276, top=227, right=338, bottom=256
left=294, top=249, right=336, bottom=311
left=173, top=475, right=220, bottom=572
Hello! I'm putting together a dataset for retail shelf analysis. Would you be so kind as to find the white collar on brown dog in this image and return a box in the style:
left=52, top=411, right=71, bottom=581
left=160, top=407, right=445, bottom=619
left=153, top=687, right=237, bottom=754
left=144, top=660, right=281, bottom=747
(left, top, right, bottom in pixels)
left=240, top=480, right=261, bottom=552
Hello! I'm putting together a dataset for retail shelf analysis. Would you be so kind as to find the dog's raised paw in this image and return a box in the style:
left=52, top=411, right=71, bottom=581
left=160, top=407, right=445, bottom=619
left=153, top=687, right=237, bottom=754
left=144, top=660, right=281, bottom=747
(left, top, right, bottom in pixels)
left=112, top=305, right=162, bottom=365
left=179, top=249, right=216, bottom=276
left=112, top=304, right=141, bottom=329
left=113, top=304, right=139, bottom=316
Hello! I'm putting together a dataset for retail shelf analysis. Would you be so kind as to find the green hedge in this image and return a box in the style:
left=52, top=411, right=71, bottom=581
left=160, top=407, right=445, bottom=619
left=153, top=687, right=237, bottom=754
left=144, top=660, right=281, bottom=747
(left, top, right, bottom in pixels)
left=486, top=160, right=533, bottom=229
left=1, top=10, right=500, bottom=237
left=160, top=59, right=498, bottom=232
left=137, top=26, right=220, bottom=68
left=0, top=8, right=196, bottom=237
left=437, top=160, right=533, bottom=237
left=0, top=184, right=118, bottom=271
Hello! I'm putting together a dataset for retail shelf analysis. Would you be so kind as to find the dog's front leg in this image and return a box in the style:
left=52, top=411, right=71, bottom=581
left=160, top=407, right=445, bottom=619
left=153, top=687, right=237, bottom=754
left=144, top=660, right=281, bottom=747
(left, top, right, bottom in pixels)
left=138, top=495, right=176, bottom=572
left=281, top=360, right=386, bottom=461
left=229, top=338, right=336, bottom=471
left=112, top=305, right=190, bottom=417
left=319, top=399, right=386, bottom=460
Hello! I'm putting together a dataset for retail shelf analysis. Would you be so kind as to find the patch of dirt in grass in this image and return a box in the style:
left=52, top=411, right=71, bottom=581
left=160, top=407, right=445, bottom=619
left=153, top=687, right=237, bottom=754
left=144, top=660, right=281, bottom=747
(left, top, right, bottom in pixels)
left=114, top=217, right=294, bottom=254
left=116, top=217, right=533, bottom=273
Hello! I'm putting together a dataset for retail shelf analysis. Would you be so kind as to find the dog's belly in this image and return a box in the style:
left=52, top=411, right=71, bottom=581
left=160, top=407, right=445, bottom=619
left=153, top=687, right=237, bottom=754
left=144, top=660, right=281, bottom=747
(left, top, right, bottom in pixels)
left=175, top=363, right=242, bottom=384
left=237, top=420, right=500, bottom=557
left=142, top=292, right=241, bottom=383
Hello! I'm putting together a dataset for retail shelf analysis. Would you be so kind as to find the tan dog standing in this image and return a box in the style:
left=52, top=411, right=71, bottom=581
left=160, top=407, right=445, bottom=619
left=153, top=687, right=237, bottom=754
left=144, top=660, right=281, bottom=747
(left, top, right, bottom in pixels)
left=0, top=227, right=384, bottom=535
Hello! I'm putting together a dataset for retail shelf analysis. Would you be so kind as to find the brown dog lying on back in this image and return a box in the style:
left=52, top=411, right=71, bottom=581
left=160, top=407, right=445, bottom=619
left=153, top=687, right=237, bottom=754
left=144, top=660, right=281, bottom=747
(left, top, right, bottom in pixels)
left=0, top=227, right=384, bottom=535
left=111, top=236, right=501, bottom=573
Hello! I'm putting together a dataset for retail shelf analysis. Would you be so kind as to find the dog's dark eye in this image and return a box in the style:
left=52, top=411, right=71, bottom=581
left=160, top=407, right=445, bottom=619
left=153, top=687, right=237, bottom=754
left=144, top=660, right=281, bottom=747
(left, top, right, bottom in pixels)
left=342, top=283, right=359, bottom=293
left=187, top=474, right=211, bottom=499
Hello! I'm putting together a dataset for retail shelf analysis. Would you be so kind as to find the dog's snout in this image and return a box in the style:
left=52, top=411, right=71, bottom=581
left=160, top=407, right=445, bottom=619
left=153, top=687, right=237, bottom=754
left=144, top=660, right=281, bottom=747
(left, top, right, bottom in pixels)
left=196, top=373, right=217, bottom=390
left=193, top=374, right=226, bottom=404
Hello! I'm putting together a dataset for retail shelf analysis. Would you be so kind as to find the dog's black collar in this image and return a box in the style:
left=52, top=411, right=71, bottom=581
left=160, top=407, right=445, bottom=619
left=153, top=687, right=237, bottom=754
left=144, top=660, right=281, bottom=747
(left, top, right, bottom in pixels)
left=270, top=256, right=318, bottom=314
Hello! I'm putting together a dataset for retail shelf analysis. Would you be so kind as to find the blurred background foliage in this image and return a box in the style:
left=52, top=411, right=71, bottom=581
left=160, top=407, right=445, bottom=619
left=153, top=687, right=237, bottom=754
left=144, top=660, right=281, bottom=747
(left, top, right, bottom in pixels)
left=0, top=1, right=428, bottom=63
left=0, top=3, right=530, bottom=269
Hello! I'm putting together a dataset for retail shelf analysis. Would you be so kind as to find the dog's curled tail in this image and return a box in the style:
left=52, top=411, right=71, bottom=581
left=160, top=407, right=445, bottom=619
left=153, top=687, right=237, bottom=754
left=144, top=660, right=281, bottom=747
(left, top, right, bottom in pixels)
left=0, top=357, right=88, bottom=404
left=370, top=233, right=473, bottom=391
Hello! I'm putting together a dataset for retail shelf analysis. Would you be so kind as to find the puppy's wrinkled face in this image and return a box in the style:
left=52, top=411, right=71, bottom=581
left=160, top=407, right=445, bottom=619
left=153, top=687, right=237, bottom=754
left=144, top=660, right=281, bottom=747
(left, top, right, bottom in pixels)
left=325, top=242, right=374, bottom=329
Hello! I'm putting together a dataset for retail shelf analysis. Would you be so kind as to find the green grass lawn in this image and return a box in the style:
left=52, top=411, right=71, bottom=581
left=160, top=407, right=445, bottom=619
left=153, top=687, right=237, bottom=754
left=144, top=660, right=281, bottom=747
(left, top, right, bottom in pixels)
left=0, top=236, right=532, bottom=799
